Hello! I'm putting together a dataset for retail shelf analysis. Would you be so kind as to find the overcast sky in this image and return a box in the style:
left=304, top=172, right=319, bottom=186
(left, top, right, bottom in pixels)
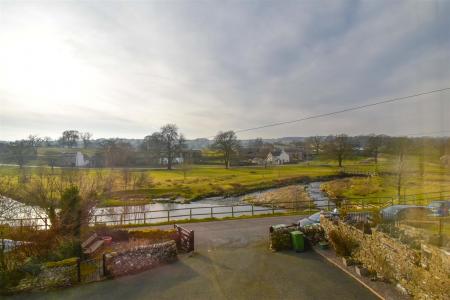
left=1, top=0, right=449, bottom=141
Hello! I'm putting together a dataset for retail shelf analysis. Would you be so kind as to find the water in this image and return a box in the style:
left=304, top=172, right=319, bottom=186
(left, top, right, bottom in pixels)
left=307, top=182, right=334, bottom=210
left=1, top=182, right=331, bottom=227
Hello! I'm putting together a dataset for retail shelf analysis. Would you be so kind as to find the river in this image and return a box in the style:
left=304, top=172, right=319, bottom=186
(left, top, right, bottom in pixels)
left=1, top=182, right=332, bottom=227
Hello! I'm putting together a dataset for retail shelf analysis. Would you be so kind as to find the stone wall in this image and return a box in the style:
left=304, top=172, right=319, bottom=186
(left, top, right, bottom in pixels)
left=13, top=260, right=78, bottom=292
left=321, top=217, right=450, bottom=299
left=104, top=240, right=177, bottom=277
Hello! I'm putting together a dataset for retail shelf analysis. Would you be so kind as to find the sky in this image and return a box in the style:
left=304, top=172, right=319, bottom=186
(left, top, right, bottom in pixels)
left=1, top=0, right=449, bottom=141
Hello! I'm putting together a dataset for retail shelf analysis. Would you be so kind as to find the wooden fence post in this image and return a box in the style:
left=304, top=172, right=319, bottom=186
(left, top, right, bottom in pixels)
left=210, top=207, right=213, bottom=218
left=190, top=208, right=192, bottom=220
left=251, top=205, right=254, bottom=216
left=167, top=210, right=170, bottom=222
left=231, top=206, right=234, bottom=218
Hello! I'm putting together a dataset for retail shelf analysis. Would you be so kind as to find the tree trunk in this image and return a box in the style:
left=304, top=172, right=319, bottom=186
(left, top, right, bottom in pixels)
left=167, top=144, right=172, bottom=170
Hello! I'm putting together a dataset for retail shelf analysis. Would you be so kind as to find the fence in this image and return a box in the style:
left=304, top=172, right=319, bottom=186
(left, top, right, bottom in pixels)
left=2, top=191, right=450, bottom=230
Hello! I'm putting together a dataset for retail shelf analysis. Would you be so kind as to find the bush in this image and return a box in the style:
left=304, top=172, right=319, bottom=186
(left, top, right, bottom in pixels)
left=328, top=229, right=358, bottom=257
left=44, top=257, right=78, bottom=268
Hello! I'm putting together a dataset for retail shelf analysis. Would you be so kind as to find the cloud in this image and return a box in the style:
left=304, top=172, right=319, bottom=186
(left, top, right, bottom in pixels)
left=0, top=0, right=449, bottom=140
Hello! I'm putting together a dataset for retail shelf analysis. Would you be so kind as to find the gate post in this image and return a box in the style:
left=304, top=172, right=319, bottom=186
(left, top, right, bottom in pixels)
left=190, top=230, right=195, bottom=252
left=102, top=254, right=107, bottom=277
left=77, top=258, right=81, bottom=283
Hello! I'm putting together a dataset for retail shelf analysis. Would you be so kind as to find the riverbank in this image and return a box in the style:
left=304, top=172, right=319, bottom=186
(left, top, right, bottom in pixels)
left=0, top=164, right=344, bottom=208
left=101, top=172, right=349, bottom=207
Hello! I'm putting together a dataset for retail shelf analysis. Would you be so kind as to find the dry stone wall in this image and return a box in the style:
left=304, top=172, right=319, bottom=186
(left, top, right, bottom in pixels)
left=13, top=262, right=78, bottom=292
left=104, top=240, right=177, bottom=277
left=321, top=217, right=450, bottom=299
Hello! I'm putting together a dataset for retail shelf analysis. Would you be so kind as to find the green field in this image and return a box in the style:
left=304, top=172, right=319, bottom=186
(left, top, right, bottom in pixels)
left=1, top=152, right=449, bottom=207
left=321, top=154, right=450, bottom=205
left=0, top=164, right=341, bottom=207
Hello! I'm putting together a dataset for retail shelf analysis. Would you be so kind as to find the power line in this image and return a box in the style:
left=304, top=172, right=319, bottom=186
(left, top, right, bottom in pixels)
left=207, top=87, right=450, bottom=137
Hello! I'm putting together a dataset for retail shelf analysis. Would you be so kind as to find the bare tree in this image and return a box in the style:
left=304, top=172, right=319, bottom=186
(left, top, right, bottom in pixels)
left=323, top=134, right=354, bottom=167
left=60, top=130, right=80, bottom=148
left=160, top=124, right=185, bottom=170
left=180, top=152, right=193, bottom=181
left=213, top=131, right=240, bottom=169
left=27, top=134, right=42, bottom=154
left=80, top=132, right=93, bottom=148
left=391, top=137, right=412, bottom=201
left=7, top=140, right=35, bottom=168
left=142, top=132, right=165, bottom=164
left=43, top=136, right=52, bottom=147
left=101, top=139, right=133, bottom=167
left=144, top=124, right=185, bottom=170
left=366, top=134, right=383, bottom=170
left=307, top=136, right=323, bottom=155
left=121, top=168, right=131, bottom=190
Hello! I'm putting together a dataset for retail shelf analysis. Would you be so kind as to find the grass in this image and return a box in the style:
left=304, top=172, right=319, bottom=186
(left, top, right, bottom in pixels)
left=0, top=164, right=341, bottom=206
left=2, top=153, right=448, bottom=208
left=320, top=154, right=450, bottom=205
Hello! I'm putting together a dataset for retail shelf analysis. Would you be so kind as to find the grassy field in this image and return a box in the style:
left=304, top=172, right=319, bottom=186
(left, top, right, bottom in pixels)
left=0, top=164, right=341, bottom=207
left=1, top=153, right=448, bottom=207
left=320, top=154, right=450, bottom=205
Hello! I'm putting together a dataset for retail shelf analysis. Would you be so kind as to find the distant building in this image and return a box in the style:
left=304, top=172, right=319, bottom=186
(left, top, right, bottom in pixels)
left=61, top=151, right=90, bottom=167
left=266, top=149, right=290, bottom=165
left=159, top=156, right=184, bottom=165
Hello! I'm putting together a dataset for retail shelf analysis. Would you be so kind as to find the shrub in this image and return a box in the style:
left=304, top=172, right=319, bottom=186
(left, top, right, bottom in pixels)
left=44, top=257, right=78, bottom=268
left=328, top=229, right=358, bottom=257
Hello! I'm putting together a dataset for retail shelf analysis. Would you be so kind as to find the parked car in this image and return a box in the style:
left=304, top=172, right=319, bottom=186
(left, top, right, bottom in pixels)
left=427, top=200, right=450, bottom=217
left=297, top=212, right=321, bottom=228
left=380, top=205, right=431, bottom=221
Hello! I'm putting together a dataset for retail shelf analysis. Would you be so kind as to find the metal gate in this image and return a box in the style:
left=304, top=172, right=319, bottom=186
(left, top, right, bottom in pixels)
left=78, top=256, right=105, bottom=283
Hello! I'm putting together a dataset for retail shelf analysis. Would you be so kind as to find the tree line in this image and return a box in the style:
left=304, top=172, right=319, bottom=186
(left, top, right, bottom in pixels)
left=1, top=127, right=449, bottom=170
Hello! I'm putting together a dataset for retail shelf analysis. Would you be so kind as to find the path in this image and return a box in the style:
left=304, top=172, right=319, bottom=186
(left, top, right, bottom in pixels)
left=13, top=216, right=378, bottom=300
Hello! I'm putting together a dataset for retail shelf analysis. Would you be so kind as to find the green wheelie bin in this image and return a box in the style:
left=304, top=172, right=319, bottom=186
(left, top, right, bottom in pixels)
left=290, top=231, right=304, bottom=252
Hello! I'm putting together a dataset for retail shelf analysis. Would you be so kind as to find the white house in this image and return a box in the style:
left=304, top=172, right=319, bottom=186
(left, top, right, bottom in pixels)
left=61, top=151, right=90, bottom=167
left=266, top=150, right=290, bottom=165
left=159, top=156, right=184, bottom=165
left=75, top=152, right=90, bottom=167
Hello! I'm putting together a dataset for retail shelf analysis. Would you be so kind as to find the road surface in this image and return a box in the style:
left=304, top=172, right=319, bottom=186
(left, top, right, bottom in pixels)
left=13, top=216, right=378, bottom=300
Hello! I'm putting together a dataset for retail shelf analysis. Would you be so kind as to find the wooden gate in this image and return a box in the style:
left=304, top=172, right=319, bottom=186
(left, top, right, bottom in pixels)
left=174, top=224, right=194, bottom=252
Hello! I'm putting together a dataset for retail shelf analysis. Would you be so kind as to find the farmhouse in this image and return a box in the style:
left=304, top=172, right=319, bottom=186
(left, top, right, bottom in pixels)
left=61, top=151, right=90, bottom=167
left=159, top=156, right=184, bottom=165
left=266, top=149, right=290, bottom=165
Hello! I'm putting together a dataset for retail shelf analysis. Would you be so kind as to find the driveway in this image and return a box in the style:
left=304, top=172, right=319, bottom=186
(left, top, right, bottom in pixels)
left=13, top=216, right=378, bottom=300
